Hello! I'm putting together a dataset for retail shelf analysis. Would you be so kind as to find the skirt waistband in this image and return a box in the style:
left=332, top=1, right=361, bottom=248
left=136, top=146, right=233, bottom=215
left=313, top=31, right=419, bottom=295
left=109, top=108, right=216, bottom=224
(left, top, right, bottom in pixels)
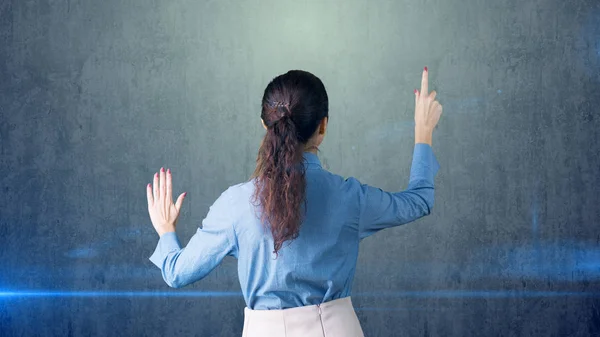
left=244, top=296, right=353, bottom=318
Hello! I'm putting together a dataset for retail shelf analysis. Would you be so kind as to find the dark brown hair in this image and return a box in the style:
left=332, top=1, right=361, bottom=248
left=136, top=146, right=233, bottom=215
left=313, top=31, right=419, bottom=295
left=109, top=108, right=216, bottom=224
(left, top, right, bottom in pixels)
left=251, top=70, right=329, bottom=257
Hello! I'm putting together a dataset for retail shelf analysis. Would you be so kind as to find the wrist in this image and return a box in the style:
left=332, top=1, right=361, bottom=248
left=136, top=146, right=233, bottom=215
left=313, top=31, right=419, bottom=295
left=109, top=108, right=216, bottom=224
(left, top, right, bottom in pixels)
left=158, top=227, right=176, bottom=237
left=415, top=129, right=433, bottom=145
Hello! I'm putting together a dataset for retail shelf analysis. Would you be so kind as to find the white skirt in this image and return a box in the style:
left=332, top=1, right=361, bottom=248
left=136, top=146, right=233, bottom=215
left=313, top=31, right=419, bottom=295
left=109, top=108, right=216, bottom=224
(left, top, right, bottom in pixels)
left=242, top=296, right=365, bottom=337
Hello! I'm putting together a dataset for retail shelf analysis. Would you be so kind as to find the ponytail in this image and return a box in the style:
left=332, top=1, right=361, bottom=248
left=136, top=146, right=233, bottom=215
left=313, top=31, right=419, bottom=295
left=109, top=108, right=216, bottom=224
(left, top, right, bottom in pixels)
left=252, top=105, right=307, bottom=258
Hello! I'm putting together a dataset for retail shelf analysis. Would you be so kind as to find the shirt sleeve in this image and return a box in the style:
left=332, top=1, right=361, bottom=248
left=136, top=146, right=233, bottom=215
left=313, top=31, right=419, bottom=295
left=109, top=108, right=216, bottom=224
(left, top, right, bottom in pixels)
left=357, top=143, right=440, bottom=240
left=148, top=187, right=239, bottom=288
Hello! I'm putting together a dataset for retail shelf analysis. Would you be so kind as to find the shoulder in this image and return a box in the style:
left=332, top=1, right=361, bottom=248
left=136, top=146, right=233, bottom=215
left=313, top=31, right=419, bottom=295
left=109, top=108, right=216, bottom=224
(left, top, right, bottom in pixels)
left=215, top=180, right=256, bottom=211
left=224, top=180, right=255, bottom=197
left=339, top=176, right=366, bottom=199
left=205, top=181, right=255, bottom=226
left=315, top=169, right=364, bottom=195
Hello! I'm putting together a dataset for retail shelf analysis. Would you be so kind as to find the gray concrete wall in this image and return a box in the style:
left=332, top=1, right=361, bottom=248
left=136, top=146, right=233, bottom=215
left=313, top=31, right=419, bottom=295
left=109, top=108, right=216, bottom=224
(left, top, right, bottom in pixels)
left=1, top=0, right=599, bottom=336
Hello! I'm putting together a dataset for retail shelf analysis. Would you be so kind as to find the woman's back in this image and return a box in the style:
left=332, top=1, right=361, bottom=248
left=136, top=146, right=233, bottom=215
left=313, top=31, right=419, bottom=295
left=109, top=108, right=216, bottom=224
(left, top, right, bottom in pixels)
left=234, top=152, right=361, bottom=310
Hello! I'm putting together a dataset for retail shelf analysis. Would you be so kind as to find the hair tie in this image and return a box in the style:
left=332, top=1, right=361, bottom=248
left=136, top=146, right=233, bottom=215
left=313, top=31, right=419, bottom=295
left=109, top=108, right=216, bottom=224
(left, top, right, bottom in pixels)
left=272, top=101, right=291, bottom=118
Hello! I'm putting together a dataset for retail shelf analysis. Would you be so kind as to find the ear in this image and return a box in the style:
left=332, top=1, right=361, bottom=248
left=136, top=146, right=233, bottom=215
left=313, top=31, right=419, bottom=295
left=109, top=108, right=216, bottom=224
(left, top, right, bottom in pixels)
left=261, top=118, right=267, bottom=130
left=319, top=117, right=328, bottom=135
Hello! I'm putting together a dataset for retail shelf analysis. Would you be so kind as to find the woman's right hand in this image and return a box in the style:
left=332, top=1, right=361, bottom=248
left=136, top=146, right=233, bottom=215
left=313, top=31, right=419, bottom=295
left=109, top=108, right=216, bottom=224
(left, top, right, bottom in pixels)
left=414, top=67, right=443, bottom=145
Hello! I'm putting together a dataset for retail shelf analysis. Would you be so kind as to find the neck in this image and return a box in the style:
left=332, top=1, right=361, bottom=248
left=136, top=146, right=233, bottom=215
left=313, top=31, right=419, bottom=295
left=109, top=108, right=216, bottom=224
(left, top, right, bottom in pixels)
left=304, top=145, right=319, bottom=154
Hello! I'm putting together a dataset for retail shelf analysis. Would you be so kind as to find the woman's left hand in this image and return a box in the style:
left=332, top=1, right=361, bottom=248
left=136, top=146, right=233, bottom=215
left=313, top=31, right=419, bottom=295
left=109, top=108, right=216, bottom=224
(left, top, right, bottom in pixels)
left=147, top=167, right=187, bottom=236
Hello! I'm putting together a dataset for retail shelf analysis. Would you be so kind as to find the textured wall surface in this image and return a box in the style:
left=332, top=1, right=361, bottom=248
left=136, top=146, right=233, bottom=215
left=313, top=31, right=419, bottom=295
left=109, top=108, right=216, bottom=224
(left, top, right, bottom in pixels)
left=1, top=0, right=600, bottom=336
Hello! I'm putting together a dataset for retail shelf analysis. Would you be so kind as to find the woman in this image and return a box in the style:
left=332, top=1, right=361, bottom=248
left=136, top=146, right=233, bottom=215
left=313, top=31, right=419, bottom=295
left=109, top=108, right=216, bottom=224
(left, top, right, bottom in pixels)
left=146, top=67, right=442, bottom=337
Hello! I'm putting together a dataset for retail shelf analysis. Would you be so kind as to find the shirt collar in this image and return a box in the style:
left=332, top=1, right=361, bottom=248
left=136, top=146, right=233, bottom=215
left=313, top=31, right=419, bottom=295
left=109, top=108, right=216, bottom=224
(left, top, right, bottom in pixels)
left=302, top=151, right=322, bottom=168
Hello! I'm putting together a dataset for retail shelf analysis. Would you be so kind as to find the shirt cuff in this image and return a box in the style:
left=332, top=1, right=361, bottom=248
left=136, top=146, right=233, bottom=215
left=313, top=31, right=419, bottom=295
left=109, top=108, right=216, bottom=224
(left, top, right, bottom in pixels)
left=411, top=143, right=441, bottom=181
left=149, top=231, right=182, bottom=268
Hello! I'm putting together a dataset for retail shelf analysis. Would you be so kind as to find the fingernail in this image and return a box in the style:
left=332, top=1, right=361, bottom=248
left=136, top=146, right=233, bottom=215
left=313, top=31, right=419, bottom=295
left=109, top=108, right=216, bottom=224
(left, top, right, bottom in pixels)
left=183, top=192, right=187, bottom=196
left=167, top=168, right=170, bottom=174
left=155, top=173, right=158, bottom=178
left=148, top=183, right=151, bottom=188
left=161, top=167, right=164, bottom=172
left=414, top=89, right=418, bottom=94
left=424, top=66, right=428, bottom=72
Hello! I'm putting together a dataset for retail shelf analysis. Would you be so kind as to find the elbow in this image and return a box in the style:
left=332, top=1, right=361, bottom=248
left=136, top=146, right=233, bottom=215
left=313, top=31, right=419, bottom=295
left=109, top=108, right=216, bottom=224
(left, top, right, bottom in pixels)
left=164, top=271, right=206, bottom=289
left=424, top=201, right=434, bottom=216
left=163, top=273, right=185, bottom=289
left=407, top=186, right=435, bottom=217
left=421, top=194, right=435, bottom=216
left=160, top=254, right=188, bottom=288
left=426, top=196, right=435, bottom=215
left=168, top=281, right=183, bottom=289
left=166, top=278, right=181, bottom=289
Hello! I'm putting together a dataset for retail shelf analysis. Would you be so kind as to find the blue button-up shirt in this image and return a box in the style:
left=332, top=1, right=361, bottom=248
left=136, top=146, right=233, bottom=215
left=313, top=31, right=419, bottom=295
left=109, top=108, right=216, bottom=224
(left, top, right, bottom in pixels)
left=149, top=143, right=440, bottom=310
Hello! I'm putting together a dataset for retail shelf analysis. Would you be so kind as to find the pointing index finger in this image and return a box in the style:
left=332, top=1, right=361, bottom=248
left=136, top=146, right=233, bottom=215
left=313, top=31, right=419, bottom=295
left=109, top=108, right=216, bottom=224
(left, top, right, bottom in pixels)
left=421, top=67, right=428, bottom=97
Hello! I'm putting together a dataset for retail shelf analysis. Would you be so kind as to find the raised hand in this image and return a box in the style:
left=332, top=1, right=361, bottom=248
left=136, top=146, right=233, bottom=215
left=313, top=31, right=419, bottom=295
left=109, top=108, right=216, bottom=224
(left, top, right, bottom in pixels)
left=414, top=67, right=443, bottom=145
left=146, top=167, right=187, bottom=236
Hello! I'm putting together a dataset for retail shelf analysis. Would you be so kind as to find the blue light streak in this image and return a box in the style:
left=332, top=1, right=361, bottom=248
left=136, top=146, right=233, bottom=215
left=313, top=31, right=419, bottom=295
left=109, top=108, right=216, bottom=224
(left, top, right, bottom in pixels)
left=0, top=291, right=242, bottom=298
left=355, top=290, right=600, bottom=298
left=1, top=290, right=599, bottom=299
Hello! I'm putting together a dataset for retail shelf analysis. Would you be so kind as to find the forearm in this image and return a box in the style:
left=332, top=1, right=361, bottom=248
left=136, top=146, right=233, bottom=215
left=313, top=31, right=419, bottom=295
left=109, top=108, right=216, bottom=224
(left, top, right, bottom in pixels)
left=155, top=246, right=210, bottom=289
left=149, top=226, right=236, bottom=288
left=149, top=232, right=187, bottom=288
left=407, top=142, right=440, bottom=206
